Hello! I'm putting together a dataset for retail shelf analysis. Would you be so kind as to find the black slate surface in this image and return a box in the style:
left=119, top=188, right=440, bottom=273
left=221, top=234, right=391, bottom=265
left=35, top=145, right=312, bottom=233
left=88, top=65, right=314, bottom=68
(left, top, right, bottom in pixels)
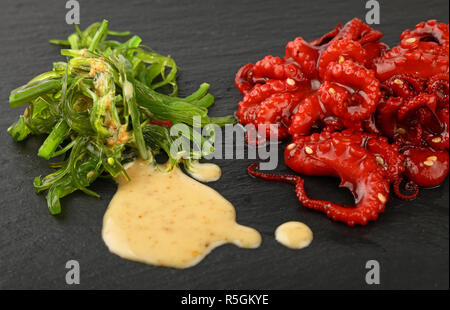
left=0, top=0, right=448, bottom=289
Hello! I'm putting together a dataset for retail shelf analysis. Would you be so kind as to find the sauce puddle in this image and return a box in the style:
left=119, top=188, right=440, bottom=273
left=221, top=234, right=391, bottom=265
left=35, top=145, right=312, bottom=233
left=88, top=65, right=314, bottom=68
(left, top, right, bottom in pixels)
left=275, top=221, right=313, bottom=250
left=102, top=159, right=261, bottom=268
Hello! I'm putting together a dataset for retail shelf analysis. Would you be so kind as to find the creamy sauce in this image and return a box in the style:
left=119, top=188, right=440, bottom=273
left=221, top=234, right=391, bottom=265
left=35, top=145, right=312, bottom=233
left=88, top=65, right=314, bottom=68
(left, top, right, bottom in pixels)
left=185, top=160, right=222, bottom=182
left=102, top=159, right=261, bottom=268
left=275, top=221, right=313, bottom=250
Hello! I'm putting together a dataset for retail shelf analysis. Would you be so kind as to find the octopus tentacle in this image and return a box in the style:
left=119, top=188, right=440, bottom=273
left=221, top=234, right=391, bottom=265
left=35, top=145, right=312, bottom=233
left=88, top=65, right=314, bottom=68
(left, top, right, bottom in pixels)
left=373, top=21, right=449, bottom=81
left=252, top=55, right=307, bottom=82
left=427, top=73, right=449, bottom=107
left=237, top=78, right=301, bottom=124
left=285, top=131, right=391, bottom=226
left=400, top=20, right=449, bottom=47
left=365, top=135, right=405, bottom=182
left=253, top=92, right=305, bottom=142
left=362, top=41, right=389, bottom=65
left=235, top=63, right=255, bottom=94
left=383, top=74, right=426, bottom=98
left=376, top=96, right=404, bottom=138
left=236, top=79, right=309, bottom=144
left=335, top=18, right=384, bottom=45
left=248, top=161, right=387, bottom=227
left=248, top=163, right=298, bottom=185
left=289, top=61, right=382, bottom=137
left=288, top=95, right=322, bottom=136
left=363, top=114, right=382, bottom=135
left=393, top=178, right=419, bottom=200
left=310, top=23, right=342, bottom=46
left=285, top=37, right=319, bottom=78
left=397, top=93, right=438, bottom=122
left=320, top=60, right=381, bottom=121
left=293, top=174, right=386, bottom=226
left=318, top=38, right=368, bottom=78
left=249, top=131, right=398, bottom=226
left=424, top=108, right=449, bottom=149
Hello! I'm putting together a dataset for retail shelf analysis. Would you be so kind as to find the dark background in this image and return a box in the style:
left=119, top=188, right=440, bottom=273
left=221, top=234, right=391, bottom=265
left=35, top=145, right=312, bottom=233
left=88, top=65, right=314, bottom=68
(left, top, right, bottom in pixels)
left=0, top=0, right=448, bottom=289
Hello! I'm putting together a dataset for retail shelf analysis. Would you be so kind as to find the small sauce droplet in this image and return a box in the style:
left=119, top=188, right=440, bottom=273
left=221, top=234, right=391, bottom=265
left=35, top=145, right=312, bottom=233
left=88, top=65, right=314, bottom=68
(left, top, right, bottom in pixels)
left=275, top=221, right=313, bottom=250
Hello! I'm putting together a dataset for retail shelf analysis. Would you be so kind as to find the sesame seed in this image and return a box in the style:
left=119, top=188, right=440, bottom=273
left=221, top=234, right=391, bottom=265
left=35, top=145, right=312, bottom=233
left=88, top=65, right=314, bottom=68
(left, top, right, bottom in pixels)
left=396, top=128, right=406, bottom=135
left=394, top=79, right=404, bottom=85
left=432, top=137, right=442, bottom=143
left=427, top=156, right=437, bottom=162
left=286, top=78, right=295, bottom=86
left=338, top=56, right=345, bottom=64
left=378, top=193, right=387, bottom=204
left=329, top=88, right=336, bottom=94
left=287, top=143, right=296, bottom=150
left=376, top=156, right=384, bottom=165
left=305, top=146, right=314, bottom=154
left=423, top=160, right=434, bottom=166
left=405, top=38, right=416, bottom=43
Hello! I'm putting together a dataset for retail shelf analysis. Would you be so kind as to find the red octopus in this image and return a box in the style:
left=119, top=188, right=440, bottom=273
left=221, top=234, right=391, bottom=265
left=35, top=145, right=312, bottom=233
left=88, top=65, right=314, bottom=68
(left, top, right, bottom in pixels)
left=373, top=20, right=449, bottom=81
left=235, top=19, right=449, bottom=226
left=375, top=23, right=449, bottom=187
left=249, top=131, right=410, bottom=226
left=235, top=18, right=386, bottom=144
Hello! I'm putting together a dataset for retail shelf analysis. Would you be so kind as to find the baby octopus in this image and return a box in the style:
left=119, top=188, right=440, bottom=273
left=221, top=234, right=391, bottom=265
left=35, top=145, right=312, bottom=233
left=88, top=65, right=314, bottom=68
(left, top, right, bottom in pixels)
left=249, top=131, right=407, bottom=226
left=236, top=19, right=449, bottom=226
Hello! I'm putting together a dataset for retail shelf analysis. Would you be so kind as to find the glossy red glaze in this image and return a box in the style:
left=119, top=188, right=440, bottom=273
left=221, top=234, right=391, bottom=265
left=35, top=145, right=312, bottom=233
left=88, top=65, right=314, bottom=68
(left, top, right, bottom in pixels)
left=403, top=147, right=449, bottom=187
left=251, top=131, right=399, bottom=226
left=373, top=20, right=449, bottom=81
left=236, top=19, right=449, bottom=225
